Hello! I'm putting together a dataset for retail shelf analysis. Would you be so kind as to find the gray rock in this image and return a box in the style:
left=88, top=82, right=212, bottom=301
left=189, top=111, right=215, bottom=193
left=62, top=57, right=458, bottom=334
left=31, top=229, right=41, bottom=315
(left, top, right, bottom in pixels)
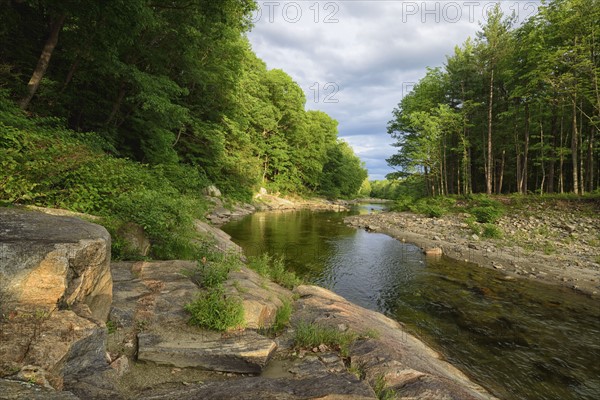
left=0, top=379, right=80, bottom=400
left=0, top=208, right=112, bottom=323
left=0, top=310, right=108, bottom=391
left=141, top=371, right=376, bottom=400
left=194, top=220, right=242, bottom=254
left=137, top=330, right=277, bottom=374
left=225, top=267, right=292, bottom=330
left=203, top=185, right=222, bottom=197
left=115, top=222, right=150, bottom=257
left=109, top=260, right=198, bottom=328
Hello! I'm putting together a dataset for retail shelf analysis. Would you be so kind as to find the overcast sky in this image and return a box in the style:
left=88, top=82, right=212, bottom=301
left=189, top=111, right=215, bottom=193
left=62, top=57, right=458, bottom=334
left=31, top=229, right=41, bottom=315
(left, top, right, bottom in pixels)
left=247, top=1, right=540, bottom=180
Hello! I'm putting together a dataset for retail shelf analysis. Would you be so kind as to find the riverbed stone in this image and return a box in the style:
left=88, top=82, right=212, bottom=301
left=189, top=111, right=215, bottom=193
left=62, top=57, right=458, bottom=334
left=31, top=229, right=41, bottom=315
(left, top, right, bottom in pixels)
left=424, top=247, right=443, bottom=256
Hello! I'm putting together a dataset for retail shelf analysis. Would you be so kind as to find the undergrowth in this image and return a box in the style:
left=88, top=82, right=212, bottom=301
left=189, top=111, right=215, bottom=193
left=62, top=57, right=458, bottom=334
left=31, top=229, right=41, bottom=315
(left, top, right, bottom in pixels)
left=0, top=92, right=212, bottom=260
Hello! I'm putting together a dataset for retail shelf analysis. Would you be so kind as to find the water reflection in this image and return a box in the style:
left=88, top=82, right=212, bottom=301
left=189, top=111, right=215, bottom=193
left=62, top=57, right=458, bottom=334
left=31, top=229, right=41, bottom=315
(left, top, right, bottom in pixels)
left=222, top=206, right=600, bottom=400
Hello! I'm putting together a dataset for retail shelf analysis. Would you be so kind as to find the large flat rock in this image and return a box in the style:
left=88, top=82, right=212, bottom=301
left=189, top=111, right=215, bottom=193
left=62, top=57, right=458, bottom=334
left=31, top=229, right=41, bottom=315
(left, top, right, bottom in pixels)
left=109, top=261, right=198, bottom=328
left=293, top=285, right=498, bottom=400
left=137, top=330, right=277, bottom=374
left=0, top=208, right=112, bottom=322
left=140, top=358, right=376, bottom=400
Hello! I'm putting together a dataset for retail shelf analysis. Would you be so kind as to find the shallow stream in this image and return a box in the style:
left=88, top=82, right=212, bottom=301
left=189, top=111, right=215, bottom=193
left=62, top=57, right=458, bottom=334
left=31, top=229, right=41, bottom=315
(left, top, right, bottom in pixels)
left=222, top=204, right=600, bottom=400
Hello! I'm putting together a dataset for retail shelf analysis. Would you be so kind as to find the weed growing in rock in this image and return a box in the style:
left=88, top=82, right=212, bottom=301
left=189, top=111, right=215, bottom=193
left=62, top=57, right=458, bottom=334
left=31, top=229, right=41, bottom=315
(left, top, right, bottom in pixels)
left=198, top=253, right=242, bottom=288
left=106, top=320, right=117, bottom=334
left=248, top=254, right=302, bottom=289
left=543, top=241, right=556, bottom=255
left=185, top=287, right=244, bottom=331
left=348, top=361, right=367, bottom=380
left=272, top=299, right=293, bottom=334
left=293, top=321, right=357, bottom=357
left=373, top=374, right=395, bottom=400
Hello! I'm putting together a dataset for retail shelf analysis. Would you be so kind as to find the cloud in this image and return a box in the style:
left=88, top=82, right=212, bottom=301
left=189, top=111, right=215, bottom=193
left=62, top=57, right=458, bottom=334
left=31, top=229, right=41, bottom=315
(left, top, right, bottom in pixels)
left=248, top=1, right=541, bottom=181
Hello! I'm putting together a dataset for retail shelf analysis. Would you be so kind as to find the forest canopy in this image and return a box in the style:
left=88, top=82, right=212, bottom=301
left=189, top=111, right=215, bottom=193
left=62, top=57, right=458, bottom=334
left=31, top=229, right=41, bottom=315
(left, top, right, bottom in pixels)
left=387, top=0, right=600, bottom=196
left=0, top=0, right=366, bottom=201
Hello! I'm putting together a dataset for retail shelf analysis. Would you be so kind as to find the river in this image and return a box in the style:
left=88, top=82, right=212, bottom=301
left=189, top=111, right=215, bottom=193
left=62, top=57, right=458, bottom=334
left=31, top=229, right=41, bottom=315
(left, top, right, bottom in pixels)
left=222, top=204, right=600, bottom=400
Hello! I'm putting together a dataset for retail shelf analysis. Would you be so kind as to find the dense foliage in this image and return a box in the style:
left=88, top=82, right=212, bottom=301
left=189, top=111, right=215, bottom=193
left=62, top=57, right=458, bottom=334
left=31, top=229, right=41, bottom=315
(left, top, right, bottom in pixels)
left=387, top=0, right=600, bottom=196
left=0, top=0, right=365, bottom=202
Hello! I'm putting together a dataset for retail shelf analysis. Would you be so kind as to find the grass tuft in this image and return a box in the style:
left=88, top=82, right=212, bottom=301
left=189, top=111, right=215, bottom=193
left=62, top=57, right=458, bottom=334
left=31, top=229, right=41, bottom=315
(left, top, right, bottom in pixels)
left=185, top=286, right=244, bottom=331
left=272, top=299, right=293, bottom=334
left=248, top=254, right=302, bottom=289
left=293, top=321, right=358, bottom=357
left=374, top=374, right=395, bottom=400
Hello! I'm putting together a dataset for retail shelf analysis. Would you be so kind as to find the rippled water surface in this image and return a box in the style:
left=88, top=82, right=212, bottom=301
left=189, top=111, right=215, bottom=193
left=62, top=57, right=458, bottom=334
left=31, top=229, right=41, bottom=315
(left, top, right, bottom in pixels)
left=222, top=205, right=600, bottom=400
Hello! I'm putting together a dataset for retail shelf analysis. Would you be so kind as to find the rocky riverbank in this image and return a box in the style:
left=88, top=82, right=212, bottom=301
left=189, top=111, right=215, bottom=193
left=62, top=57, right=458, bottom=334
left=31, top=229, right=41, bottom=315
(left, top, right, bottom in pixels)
left=205, top=189, right=350, bottom=225
left=0, top=207, right=498, bottom=399
left=345, top=199, right=600, bottom=297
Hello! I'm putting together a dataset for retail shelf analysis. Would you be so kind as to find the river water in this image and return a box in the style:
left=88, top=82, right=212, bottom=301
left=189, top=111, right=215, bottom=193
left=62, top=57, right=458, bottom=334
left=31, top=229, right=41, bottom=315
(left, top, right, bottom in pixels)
left=222, top=204, right=600, bottom=400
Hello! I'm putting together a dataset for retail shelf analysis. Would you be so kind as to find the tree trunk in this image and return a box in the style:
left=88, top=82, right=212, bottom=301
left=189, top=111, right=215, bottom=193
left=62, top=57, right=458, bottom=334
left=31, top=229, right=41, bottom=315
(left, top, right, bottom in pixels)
left=572, top=100, right=579, bottom=194
left=105, top=82, right=127, bottom=126
left=19, top=13, right=67, bottom=110
left=548, top=107, right=558, bottom=193
left=540, top=121, right=546, bottom=195
left=61, top=58, right=80, bottom=92
left=513, top=105, right=521, bottom=193
left=486, top=68, right=494, bottom=194
left=588, top=128, right=596, bottom=192
left=520, top=104, right=530, bottom=194
left=579, top=104, right=585, bottom=193
left=559, top=109, right=565, bottom=193
left=497, top=149, right=505, bottom=194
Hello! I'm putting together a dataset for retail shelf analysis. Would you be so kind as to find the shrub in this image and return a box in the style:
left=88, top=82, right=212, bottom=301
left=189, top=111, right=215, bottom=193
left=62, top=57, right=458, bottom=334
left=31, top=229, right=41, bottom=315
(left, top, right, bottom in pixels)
left=482, top=224, right=503, bottom=239
left=0, top=99, right=211, bottom=260
left=185, top=287, right=244, bottom=331
left=390, top=196, right=415, bottom=212
left=408, top=197, right=456, bottom=218
left=469, top=206, right=503, bottom=224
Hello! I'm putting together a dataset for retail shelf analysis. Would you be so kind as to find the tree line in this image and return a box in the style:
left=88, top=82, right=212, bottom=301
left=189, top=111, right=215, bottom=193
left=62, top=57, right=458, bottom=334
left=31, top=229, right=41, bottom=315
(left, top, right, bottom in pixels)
left=0, top=0, right=366, bottom=199
left=387, top=0, right=599, bottom=196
